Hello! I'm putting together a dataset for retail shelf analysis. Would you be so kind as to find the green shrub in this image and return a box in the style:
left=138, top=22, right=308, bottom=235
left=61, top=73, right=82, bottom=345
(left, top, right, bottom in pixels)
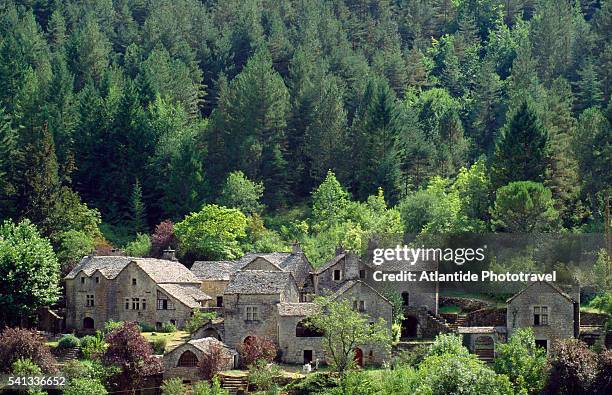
left=151, top=337, right=167, bottom=354
left=124, top=233, right=152, bottom=257
left=379, top=366, right=420, bottom=394
left=161, top=322, right=177, bottom=333
left=286, top=372, right=338, bottom=394
left=58, top=334, right=80, bottom=349
left=193, top=377, right=228, bottom=395
left=394, top=345, right=429, bottom=368
left=11, top=358, right=44, bottom=395
left=64, top=378, right=108, bottom=395
left=62, top=360, right=96, bottom=381
left=139, top=322, right=156, bottom=332
left=248, top=359, right=281, bottom=392
left=161, top=378, right=186, bottom=395
left=427, top=333, right=468, bottom=357
left=103, top=320, right=123, bottom=334
left=185, top=308, right=217, bottom=334
left=323, top=371, right=377, bottom=395
left=79, top=332, right=107, bottom=360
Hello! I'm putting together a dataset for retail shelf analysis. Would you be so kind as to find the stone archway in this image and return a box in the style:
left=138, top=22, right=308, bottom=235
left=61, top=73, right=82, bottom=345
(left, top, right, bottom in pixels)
left=83, top=317, right=94, bottom=329
left=401, top=316, right=418, bottom=338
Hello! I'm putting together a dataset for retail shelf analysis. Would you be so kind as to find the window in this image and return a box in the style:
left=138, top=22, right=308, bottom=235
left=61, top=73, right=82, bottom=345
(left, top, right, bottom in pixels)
left=95, top=276, right=99, bottom=283
left=359, top=269, right=366, bottom=279
left=132, top=278, right=137, bottom=286
left=81, top=277, right=85, bottom=284
left=156, top=322, right=162, bottom=330
left=86, top=294, right=94, bottom=307
left=177, top=350, right=198, bottom=367
left=246, top=306, right=259, bottom=321
left=533, top=306, right=549, bottom=326
left=359, top=300, right=366, bottom=312
left=216, top=296, right=223, bottom=307
left=157, top=299, right=167, bottom=310
left=401, top=292, right=409, bottom=306
left=125, top=298, right=130, bottom=310
left=132, top=298, right=140, bottom=310
left=142, top=299, right=146, bottom=310
left=296, top=320, right=323, bottom=337
left=333, top=269, right=342, bottom=281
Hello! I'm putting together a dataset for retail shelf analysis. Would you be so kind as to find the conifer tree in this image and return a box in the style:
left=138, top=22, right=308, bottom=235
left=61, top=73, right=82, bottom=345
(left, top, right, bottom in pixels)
left=130, top=180, right=147, bottom=234
left=492, top=100, right=548, bottom=188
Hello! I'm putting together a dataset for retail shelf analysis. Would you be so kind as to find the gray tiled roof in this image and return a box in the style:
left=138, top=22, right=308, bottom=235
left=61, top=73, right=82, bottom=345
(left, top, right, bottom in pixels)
left=224, top=271, right=295, bottom=294
left=313, top=253, right=346, bottom=274
left=65, top=256, right=199, bottom=284
left=277, top=302, right=319, bottom=316
left=190, top=260, right=242, bottom=281
left=188, top=337, right=236, bottom=354
left=330, top=280, right=391, bottom=305
left=158, top=284, right=211, bottom=308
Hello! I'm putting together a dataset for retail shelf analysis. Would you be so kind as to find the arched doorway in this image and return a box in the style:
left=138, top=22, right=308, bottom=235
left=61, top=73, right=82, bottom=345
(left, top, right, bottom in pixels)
left=83, top=317, right=94, bottom=329
left=177, top=350, right=199, bottom=367
left=401, top=292, right=409, bottom=306
left=354, top=348, right=363, bottom=367
left=401, top=316, right=418, bottom=338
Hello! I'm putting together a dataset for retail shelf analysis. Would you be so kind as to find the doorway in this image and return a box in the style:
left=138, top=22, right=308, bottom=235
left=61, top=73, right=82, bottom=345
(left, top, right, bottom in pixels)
left=303, top=350, right=313, bottom=364
left=354, top=348, right=363, bottom=367
left=401, top=316, right=418, bottom=338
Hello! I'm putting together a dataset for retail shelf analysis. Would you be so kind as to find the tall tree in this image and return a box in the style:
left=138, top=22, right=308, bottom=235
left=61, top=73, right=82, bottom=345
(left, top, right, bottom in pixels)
left=492, top=100, right=548, bottom=187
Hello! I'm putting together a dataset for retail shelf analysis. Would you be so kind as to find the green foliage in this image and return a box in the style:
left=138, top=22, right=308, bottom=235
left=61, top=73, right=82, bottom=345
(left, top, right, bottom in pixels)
left=161, top=377, right=186, bottom=395
left=192, top=377, right=228, bottom=395
left=103, top=320, right=123, bottom=334
left=492, top=100, right=548, bottom=187
left=311, top=171, right=350, bottom=228
left=130, top=180, right=147, bottom=234
left=494, top=328, right=547, bottom=394
left=11, top=358, right=44, bottom=395
left=248, top=359, right=281, bottom=392
left=174, top=204, right=247, bottom=260
left=491, top=181, right=559, bottom=232
left=322, top=370, right=377, bottom=395
left=124, top=233, right=152, bottom=257
left=185, top=309, right=217, bottom=334
left=79, top=332, right=107, bottom=360
left=286, top=372, right=338, bottom=395
left=161, top=322, right=177, bottom=333
left=151, top=337, right=167, bottom=355
left=308, top=297, right=391, bottom=385
left=218, top=171, right=265, bottom=215
left=394, top=345, right=430, bottom=368
left=0, top=219, right=60, bottom=324
left=427, top=334, right=469, bottom=358
left=57, top=230, right=95, bottom=267
left=58, top=334, right=80, bottom=349
left=138, top=322, right=155, bottom=332
left=63, top=378, right=108, bottom=395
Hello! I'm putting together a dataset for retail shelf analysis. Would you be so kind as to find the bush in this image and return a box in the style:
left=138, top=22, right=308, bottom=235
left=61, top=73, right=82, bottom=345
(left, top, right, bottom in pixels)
left=161, top=378, right=186, bottom=395
left=286, top=372, right=338, bottom=395
left=151, top=337, right=167, bottom=355
left=248, top=359, right=281, bottom=391
left=58, top=334, right=81, bottom=349
left=379, top=365, right=420, bottom=394
left=139, top=322, right=156, bottom=332
left=0, top=327, right=57, bottom=373
left=393, top=345, right=429, bottom=368
left=63, top=378, right=108, bottom=395
left=324, top=371, right=378, bottom=395
left=124, top=233, right=152, bottom=257
left=79, top=332, right=107, bottom=360
left=494, top=328, right=547, bottom=394
left=11, top=358, right=44, bottom=395
left=104, top=320, right=123, bottom=334
left=545, top=339, right=599, bottom=394
left=193, top=376, right=228, bottom=395
left=237, top=336, right=277, bottom=368
left=186, top=308, right=217, bottom=334
left=161, top=322, right=177, bottom=333
left=427, top=333, right=469, bottom=357
left=198, top=341, right=224, bottom=380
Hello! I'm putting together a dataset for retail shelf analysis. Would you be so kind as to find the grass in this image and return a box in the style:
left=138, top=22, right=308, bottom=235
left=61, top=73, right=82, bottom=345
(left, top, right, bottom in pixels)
left=439, top=305, right=461, bottom=314
left=141, top=330, right=190, bottom=352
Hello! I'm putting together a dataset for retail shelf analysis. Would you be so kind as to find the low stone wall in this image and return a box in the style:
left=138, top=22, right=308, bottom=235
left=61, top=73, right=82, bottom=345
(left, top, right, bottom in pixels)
left=440, top=297, right=491, bottom=312
left=581, top=311, right=609, bottom=326
left=467, top=307, right=506, bottom=327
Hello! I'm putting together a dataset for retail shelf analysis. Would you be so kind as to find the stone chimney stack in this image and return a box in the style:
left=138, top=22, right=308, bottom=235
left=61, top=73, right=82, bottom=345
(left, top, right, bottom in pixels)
left=292, top=241, right=301, bottom=254
left=161, top=249, right=177, bottom=261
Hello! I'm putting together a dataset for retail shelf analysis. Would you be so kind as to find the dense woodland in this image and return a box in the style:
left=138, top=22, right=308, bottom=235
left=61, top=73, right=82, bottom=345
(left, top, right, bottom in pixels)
left=0, top=0, right=610, bottom=273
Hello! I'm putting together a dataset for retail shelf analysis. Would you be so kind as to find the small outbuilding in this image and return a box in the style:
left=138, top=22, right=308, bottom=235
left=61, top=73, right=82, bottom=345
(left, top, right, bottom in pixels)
left=163, top=338, right=237, bottom=382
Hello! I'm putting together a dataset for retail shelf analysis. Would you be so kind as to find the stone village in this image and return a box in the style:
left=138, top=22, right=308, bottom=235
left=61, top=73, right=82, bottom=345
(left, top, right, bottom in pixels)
left=57, top=243, right=608, bottom=385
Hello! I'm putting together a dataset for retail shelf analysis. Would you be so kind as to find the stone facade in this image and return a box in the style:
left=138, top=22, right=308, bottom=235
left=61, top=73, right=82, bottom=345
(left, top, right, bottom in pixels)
left=163, top=338, right=237, bottom=381
left=506, top=281, right=579, bottom=350
left=65, top=257, right=210, bottom=332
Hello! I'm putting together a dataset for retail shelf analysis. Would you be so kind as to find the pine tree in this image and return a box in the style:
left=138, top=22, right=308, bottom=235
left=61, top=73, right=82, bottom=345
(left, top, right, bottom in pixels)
left=469, top=60, right=503, bottom=157
left=0, top=109, right=18, bottom=219
left=130, top=180, right=147, bottom=234
left=573, top=57, right=604, bottom=112
left=492, top=100, right=548, bottom=188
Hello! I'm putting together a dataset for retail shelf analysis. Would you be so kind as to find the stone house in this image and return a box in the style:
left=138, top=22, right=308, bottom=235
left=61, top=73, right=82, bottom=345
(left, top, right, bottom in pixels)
left=506, top=281, right=579, bottom=351
left=65, top=256, right=211, bottom=332
left=163, top=337, right=237, bottom=382
left=191, top=245, right=315, bottom=309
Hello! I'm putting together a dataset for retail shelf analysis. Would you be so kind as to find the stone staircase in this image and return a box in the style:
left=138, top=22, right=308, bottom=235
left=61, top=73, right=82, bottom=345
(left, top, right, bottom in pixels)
left=220, top=375, right=248, bottom=395
left=446, top=314, right=468, bottom=332
left=54, top=347, right=79, bottom=363
left=425, top=311, right=455, bottom=334
left=475, top=348, right=495, bottom=363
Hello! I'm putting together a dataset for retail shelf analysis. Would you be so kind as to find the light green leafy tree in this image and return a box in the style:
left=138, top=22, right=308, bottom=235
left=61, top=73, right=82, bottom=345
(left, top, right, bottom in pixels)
left=218, top=171, right=264, bottom=215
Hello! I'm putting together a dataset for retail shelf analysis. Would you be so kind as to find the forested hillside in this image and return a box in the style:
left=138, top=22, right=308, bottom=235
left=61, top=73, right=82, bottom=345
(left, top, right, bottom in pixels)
left=0, top=0, right=610, bottom=269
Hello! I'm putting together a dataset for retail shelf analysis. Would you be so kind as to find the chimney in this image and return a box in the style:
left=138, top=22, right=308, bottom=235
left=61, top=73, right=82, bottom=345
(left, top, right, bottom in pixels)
left=292, top=241, right=301, bottom=254
left=161, top=249, right=177, bottom=261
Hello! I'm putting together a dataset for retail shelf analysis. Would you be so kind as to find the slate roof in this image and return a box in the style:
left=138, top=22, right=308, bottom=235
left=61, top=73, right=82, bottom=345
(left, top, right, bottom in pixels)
left=224, top=271, right=296, bottom=294
left=313, top=253, right=346, bottom=274
left=506, top=281, right=576, bottom=303
left=65, top=256, right=200, bottom=284
left=371, top=258, right=438, bottom=272
left=190, top=260, right=242, bottom=281
left=158, top=284, right=211, bottom=308
left=330, top=280, right=391, bottom=305
left=277, top=302, right=319, bottom=317
left=188, top=337, right=236, bottom=353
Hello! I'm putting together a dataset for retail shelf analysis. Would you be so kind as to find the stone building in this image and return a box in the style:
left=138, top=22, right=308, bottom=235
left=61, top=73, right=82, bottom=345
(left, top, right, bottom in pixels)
left=163, top=337, right=237, bottom=382
left=506, top=281, right=579, bottom=351
left=65, top=256, right=211, bottom=332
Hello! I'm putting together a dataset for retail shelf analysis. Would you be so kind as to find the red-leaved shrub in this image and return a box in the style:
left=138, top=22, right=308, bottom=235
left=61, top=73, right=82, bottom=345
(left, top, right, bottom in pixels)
left=0, top=327, right=57, bottom=373
left=237, top=336, right=277, bottom=368
left=199, top=341, right=224, bottom=380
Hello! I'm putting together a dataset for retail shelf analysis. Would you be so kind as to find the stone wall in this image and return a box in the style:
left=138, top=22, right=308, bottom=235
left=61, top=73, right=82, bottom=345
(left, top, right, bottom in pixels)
left=201, top=280, right=228, bottom=308
left=467, top=307, right=507, bottom=327
left=440, top=296, right=491, bottom=312
left=223, top=293, right=284, bottom=349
